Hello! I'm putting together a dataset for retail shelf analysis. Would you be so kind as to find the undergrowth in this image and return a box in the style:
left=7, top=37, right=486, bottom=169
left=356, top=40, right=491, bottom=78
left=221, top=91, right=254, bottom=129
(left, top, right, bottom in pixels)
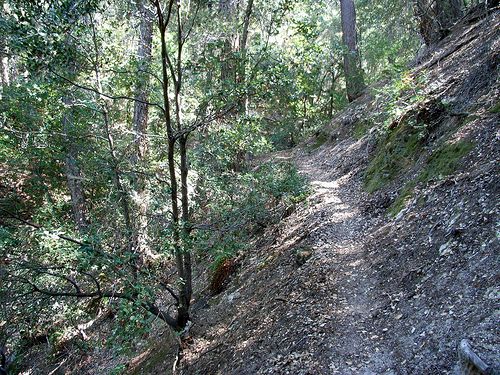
left=194, top=160, right=310, bottom=292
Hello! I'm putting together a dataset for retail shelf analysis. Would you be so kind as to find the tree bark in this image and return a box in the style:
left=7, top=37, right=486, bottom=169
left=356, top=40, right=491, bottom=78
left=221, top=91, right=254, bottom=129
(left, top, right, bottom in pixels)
left=219, top=0, right=238, bottom=82
left=131, top=0, right=154, bottom=263
left=340, top=0, right=365, bottom=102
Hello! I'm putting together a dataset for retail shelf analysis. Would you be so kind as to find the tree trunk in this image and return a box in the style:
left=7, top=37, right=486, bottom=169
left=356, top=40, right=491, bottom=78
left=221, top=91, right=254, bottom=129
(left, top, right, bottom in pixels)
left=237, top=0, right=254, bottom=113
left=219, top=0, right=238, bottom=83
left=340, top=0, right=365, bottom=102
left=328, top=68, right=338, bottom=118
left=155, top=0, right=192, bottom=329
left=414, top=0, right=463, bottom=46
left=131, top=0, right=154, bottom=263
left=62, top=97, right=90, bottom=235
left=179, top=135, right=192, bottom=305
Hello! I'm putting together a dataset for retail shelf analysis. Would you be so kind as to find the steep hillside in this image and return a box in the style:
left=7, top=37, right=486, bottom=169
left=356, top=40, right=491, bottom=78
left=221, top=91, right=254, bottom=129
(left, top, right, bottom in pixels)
left=167, top=7, right=500, bottom=374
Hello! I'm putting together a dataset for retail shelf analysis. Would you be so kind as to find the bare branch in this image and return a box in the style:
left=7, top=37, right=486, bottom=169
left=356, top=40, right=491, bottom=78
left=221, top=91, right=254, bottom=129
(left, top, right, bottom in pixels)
left=13, top=270, right=179, bottom=328
left=49, top=69, right=165, bottom=113
left=0, top=208, right=86, bottom=246
left=159, top=281, right=180, bottom=303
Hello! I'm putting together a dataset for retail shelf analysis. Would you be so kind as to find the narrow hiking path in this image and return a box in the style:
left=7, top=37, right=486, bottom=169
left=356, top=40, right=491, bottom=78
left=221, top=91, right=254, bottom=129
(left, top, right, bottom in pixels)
left=183, top=105, right=498, bottom=374
left=288, top=141, right=400, bottom=374
left=180, top=130, right=498, bottom=375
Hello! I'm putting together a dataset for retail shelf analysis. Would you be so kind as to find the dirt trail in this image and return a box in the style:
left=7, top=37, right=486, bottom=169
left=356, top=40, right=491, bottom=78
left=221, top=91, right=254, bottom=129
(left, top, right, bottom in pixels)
left=181, top=114, right=497, bottom=374
left=289, top=141, right=397, bottom=374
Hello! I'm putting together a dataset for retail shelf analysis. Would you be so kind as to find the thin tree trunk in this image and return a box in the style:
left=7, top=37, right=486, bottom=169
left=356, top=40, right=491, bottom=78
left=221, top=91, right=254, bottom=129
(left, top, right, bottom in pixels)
left=340, top=0, right=365, bottom=102
left=131, top=0, right=154, bottom=263
left=239, top=0, right=253, bottom=56
left=179, top=135, right=192, bottom=306
left=329, top=71, right=337, bottom=118
left=174, top=2, right=192, bottom=329
left=155, top=0, right=191, bottom=329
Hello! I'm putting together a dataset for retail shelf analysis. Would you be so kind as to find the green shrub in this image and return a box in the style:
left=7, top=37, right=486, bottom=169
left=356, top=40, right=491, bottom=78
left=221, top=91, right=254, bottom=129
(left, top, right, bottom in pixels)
left=194, top=161, right=309, bottom=272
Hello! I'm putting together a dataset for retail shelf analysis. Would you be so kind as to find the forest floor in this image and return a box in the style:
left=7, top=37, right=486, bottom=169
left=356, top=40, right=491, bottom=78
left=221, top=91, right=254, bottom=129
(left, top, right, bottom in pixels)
left=174, top=7, right=499, bottom=375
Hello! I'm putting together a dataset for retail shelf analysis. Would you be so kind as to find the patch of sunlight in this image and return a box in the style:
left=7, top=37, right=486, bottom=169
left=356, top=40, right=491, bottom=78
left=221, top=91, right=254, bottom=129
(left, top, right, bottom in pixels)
left=207, top=324, right=228, bottom=338
left=185, top=338, right=212, bottom=364
left=332, top=243, right=360, bottom=255
left=275, top=155, right=292, bottom=160
left=311, top=180, right=339, bottom=188
left=345, top=139, right=364, bottom=153
left=349, top=259, right=363, bottom=267
left=328, top=209, right=356, bottom=223
left=321, top=196, right=342, bottom=205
